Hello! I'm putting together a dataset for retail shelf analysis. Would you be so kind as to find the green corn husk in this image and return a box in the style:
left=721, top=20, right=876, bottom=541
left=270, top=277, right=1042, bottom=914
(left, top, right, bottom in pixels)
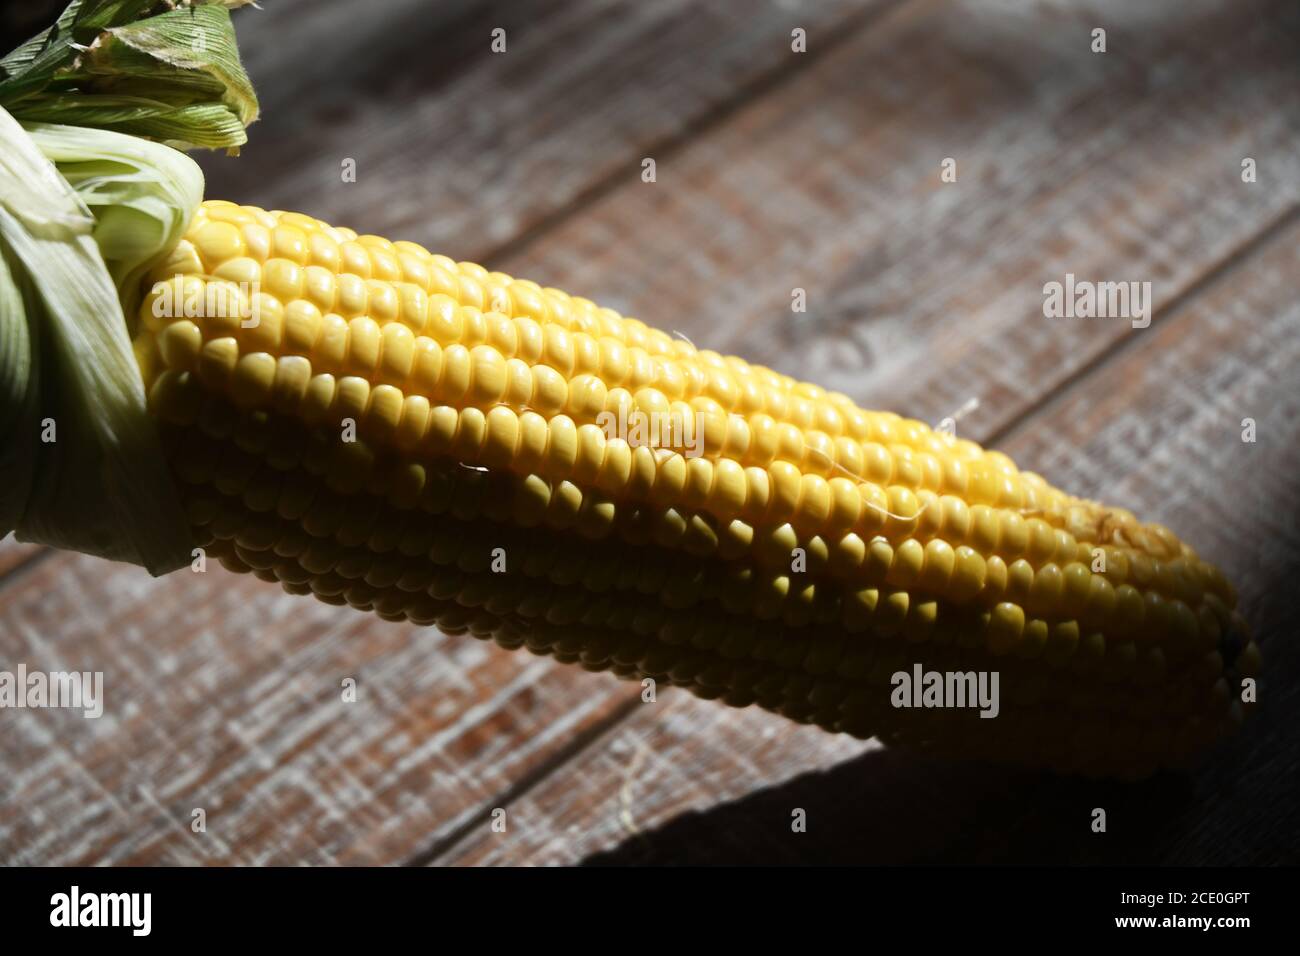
left=1, top=1, right=258, bottom=151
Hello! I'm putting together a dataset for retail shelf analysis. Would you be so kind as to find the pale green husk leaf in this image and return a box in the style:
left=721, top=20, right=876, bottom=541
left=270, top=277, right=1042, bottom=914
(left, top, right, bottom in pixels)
left=0, top=105, right=199, bottom=573
left=24, top=118, right=202, bottom=323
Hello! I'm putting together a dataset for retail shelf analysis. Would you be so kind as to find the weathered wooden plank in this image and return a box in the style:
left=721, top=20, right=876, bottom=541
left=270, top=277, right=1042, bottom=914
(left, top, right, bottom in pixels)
left=435, top=691, right=874, bottom=866
left=0, top=551, right=647, bottom=864
left=441, top=213, right=1300, bottom=866
left=204, top=0, right=884, bottom=259
left=492, top=0, right=1299, bottom=428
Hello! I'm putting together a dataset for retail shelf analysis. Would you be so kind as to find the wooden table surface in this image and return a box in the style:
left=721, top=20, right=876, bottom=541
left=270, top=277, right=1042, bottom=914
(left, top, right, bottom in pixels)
left=2, top=0, right=1297, bottom=865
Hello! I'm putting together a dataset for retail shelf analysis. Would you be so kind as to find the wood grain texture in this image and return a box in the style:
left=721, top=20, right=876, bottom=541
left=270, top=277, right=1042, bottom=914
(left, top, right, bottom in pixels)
left=441, top=213, right=1300, bottom=867
left=484, top=0, right=1299, bottom=426
left=0, top=550, right=647, bottom=864
left=201, top=0, right=889, bottom=260
left=0, top=0, right=1296, bottom=866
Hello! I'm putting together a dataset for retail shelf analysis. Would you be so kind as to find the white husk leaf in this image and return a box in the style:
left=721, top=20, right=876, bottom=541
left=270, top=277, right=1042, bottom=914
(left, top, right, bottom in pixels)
left=0, top=106, right=199, bottom=573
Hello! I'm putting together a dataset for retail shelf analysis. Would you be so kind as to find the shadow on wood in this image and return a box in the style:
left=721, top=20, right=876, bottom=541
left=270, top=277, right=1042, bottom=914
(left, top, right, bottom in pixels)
left=580, top=746, right=1227, bottom=866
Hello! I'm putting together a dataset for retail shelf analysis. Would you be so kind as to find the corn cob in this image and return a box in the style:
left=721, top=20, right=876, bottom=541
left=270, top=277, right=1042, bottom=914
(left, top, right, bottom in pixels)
left=131, top=200, right=1257, bottom=778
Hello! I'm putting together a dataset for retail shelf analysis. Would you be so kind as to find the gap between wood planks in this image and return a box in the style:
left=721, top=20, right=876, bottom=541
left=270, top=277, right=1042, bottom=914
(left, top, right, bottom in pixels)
left=980, top=202, right=1300, bottom=450
left=401, top=203, right=1300, bottom=866
left=470, top=0, right=911, bottom=270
